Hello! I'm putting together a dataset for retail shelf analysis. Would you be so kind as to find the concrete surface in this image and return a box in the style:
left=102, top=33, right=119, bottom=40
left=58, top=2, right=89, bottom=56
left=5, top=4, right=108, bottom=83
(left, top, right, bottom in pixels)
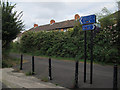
left=1, top=68, right=67, bottom=89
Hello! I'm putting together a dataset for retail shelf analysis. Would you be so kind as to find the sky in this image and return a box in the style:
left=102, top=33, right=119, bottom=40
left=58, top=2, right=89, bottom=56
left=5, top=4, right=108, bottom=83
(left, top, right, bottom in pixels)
left=5, top=0, right=119, bottom=30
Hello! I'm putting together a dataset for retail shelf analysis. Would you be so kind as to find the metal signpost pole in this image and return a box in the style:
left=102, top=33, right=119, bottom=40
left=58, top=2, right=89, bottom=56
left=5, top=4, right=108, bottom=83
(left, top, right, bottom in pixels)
left=80, top=14, right=96, bottom=84
left=84, top=31, right=87, bottom=83
left=90, top=30, right=93, bottom=84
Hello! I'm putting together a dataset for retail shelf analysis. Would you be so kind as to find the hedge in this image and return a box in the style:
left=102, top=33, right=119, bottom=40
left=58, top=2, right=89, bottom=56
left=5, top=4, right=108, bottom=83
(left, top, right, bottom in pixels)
left=13, top=25, right=119, bottom=64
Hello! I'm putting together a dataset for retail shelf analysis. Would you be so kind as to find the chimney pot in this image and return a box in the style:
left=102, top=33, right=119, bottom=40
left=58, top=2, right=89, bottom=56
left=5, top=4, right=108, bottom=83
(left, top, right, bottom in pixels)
left=34, top=24, right=38, bottom=28
left=74, top=14, right=80, bottom=20
left=50, top=19, right=55, bottom=25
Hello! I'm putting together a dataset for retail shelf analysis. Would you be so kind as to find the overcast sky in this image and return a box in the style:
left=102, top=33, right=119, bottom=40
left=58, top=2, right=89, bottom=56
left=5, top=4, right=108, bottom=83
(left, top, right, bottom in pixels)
left=6, top=0, right=119, bottom=30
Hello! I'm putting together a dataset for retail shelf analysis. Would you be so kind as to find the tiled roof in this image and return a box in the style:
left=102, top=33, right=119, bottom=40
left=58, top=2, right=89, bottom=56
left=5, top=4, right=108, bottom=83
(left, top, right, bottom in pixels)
left=16, top=19, right=76, bottom=37
left=28, top=19, right=75, bottom=32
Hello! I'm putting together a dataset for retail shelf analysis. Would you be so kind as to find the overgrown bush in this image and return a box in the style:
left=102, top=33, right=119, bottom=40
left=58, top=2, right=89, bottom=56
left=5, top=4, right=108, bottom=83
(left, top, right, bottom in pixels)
left=20, top=30, right=85, bottom=58
left=2, top=56, right=20, bottom=68
left=94, top=25, right=119, bottom=63
left=10, top=42, right=21, bottom=53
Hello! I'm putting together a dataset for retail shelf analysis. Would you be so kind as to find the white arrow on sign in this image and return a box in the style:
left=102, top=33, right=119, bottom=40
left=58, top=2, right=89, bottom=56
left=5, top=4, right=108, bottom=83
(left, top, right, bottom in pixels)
left=79, top=17, right=83, bottom=24
left=92, top=25, right=95, bottom=30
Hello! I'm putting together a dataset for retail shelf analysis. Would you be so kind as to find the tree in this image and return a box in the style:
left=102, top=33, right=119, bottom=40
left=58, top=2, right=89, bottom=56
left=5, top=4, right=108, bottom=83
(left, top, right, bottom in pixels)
left=94, top=7, right=120, bottom=64
left=2, top=1, right=24, bottom=50
left=96, top=7, right=114, bottom=29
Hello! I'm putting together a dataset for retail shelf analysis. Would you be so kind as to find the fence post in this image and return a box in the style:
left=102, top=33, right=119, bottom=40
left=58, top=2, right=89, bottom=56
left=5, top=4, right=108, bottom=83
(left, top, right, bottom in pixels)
left=113, top=64, right=118, bottom=90
left=20, top=54, right=23, bottom=70
left=32, top=56, right=35, bottom=75
left=49, top=58, right=52, bottom=80
left=74, top=60, right=79, bottom=88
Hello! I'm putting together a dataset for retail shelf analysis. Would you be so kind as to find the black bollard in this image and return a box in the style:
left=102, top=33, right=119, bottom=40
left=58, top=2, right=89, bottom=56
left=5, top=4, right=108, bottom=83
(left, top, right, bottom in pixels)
left=32, top=56, right=35, bottom=75
left=20, top=54, right=23, bottom=70
left=113, top=64, right=118, bottom=90
left=74, top=60, right=79, bottom=88
left=49, top=58, right=52, bottom=80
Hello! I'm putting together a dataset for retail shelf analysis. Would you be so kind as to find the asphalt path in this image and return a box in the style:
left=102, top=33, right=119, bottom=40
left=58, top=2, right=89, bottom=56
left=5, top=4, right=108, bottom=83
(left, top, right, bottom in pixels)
left=10, top=53, right=120, bottom=89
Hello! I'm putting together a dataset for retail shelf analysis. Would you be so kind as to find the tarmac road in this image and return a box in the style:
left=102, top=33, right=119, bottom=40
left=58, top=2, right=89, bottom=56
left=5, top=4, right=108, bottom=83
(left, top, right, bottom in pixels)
left=10, top=53, right=120, bottom=89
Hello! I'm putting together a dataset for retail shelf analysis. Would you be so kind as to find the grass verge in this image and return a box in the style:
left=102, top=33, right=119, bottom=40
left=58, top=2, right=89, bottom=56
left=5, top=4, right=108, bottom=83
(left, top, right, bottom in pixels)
left=25, top=71, right=33, bottom=76
left=10, top=51, right=120, bottom=66
left=2, top=56, right=20, bottom=68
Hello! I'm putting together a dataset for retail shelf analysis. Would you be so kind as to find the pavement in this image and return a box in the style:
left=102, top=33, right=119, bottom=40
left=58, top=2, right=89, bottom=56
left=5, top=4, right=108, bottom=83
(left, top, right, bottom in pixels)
left=1, top=68, right=67, bottom=89
left=9, top=53, right=120, bottom=89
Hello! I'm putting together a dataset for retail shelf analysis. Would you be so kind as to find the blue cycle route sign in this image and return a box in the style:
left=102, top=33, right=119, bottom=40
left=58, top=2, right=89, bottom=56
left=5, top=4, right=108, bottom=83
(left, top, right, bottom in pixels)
left=82, top=24, right=95, bottom=31
left=79, top=14, right=96, bottom=25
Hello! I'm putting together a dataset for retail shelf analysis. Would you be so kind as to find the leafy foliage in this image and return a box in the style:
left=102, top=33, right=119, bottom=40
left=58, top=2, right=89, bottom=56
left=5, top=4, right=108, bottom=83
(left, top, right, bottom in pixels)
left=2, top=1, right=24, bottom=50
left=94, top=25, right=119, bottom=63
left=97, top=7, right=115, bottom=29
left=18, top=23, right=120, bottom=64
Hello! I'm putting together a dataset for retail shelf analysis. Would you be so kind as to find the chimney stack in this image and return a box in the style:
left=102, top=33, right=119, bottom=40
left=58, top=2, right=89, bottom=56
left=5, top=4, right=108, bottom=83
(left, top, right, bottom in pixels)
left=34, top=24, right=38, bottom=28
left=74, top=14, right=80, bottom=20
left=50, top=19, right=55, bottom=25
